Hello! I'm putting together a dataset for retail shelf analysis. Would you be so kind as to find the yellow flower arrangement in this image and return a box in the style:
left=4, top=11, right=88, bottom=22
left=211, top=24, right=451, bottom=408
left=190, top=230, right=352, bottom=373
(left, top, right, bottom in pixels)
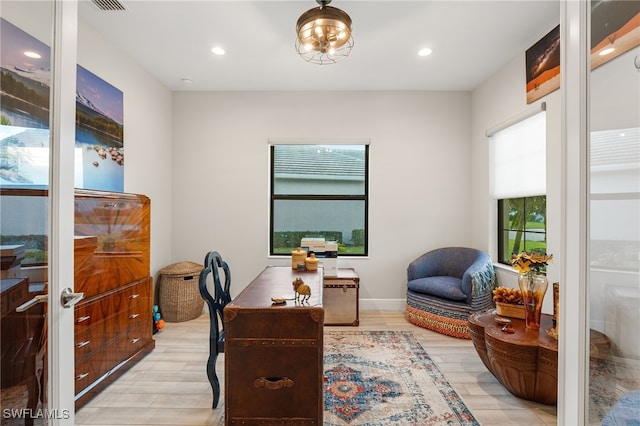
left=510, top=251, right=553, bottom=275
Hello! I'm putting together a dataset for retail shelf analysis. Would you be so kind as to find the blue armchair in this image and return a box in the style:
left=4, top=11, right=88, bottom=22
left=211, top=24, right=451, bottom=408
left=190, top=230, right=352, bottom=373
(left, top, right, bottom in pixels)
left=406, top=247, right=496, bottom=339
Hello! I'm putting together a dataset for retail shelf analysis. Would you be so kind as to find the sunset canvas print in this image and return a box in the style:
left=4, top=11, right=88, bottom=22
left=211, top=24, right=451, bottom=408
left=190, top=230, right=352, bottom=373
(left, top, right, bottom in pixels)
left=525, top=24, right=560, bottom=104
left=590, top=0, right=640, bottom=69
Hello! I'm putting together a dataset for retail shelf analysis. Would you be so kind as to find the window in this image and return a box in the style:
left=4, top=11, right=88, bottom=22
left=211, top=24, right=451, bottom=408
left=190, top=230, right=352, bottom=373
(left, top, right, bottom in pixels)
left=497, top=196, right=547, bottom=264
left=489, top=108, right=547, bottom=265
left=590, top=127, right=640, bottom=271
left=270, top=144, right=368, bottom=256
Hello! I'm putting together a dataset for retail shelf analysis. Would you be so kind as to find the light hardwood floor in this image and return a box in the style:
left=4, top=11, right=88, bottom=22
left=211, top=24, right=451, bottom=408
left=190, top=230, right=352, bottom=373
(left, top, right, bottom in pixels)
left=75, top=311, right=557, bottom=425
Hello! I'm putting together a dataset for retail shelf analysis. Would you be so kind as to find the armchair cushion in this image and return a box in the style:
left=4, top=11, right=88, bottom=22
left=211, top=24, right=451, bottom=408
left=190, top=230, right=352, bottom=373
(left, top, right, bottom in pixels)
left=407, top=276, right=467, bottom=301
left=405, top=247, right=496, bottom=339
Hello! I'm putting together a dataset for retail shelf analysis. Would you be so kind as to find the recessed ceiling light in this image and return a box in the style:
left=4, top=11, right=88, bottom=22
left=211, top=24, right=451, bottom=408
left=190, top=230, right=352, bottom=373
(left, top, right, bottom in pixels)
left=211, top=46, right=225, bottom=56
left=599, top=47, right=615, bottom=56
left=418, top=48, right=432, bottom=57
left=24, top=51, right=41, bottom=59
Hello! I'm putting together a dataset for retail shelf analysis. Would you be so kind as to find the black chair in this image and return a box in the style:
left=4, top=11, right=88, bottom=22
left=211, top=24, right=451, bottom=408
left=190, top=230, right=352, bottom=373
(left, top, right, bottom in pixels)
left=198, top=251, right=232, bottom=409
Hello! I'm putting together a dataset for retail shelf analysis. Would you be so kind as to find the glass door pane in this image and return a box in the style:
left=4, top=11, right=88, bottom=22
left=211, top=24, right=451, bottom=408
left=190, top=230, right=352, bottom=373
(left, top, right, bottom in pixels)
left=588, top=1, right=640, bottom=423
left=1, top=2, right=53, bottom=423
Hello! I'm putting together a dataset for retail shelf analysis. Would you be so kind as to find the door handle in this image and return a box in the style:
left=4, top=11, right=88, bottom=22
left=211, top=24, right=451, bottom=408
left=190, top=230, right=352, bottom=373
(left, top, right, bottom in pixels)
left=16, top=295, right=48, bottom=312
left=61, top=287, right=84, bottom=308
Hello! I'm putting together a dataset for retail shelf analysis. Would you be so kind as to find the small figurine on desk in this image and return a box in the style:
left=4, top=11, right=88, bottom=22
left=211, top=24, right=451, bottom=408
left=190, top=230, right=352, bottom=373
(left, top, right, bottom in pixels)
left=292, top=277, right=311, bottom=303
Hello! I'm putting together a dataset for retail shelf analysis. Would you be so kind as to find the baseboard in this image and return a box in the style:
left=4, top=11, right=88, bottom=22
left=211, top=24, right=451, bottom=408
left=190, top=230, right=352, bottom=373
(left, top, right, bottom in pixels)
left=360, top=298, right=405, bottom=312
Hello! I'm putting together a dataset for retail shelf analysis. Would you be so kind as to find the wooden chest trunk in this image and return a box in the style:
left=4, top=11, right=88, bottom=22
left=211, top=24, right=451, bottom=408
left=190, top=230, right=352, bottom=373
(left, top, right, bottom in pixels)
left=323, top=268, right=359, bottom=326
left=224, top=266, right=324, bottom=425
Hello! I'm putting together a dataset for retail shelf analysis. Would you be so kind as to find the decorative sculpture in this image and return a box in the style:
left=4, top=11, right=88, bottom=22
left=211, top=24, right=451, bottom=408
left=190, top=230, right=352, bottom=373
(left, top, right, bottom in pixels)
left=292, top=277, right=311, bottom=303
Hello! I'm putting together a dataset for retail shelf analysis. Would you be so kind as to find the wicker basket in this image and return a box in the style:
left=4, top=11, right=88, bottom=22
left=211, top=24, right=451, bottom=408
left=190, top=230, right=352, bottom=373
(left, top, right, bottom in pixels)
left=495, top=302, right=525, bottom=319
left=158, top=261, right=204, bottom=322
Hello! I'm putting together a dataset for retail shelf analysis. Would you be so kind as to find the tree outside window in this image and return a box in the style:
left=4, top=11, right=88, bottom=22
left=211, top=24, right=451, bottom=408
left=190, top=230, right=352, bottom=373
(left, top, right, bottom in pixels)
left=498, top=195, right=547, bottom=264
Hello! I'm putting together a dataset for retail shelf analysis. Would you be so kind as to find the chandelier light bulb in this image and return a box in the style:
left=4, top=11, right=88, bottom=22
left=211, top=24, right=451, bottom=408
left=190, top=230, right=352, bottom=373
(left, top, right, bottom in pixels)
left=295, top=1, right=354, bottom=65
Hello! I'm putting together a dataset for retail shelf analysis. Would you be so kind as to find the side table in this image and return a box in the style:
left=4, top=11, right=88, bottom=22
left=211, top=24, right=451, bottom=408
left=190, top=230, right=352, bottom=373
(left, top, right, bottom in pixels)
left=468, top=309, right=558, bottom=405
left=323, top=268, right=359, bottom=326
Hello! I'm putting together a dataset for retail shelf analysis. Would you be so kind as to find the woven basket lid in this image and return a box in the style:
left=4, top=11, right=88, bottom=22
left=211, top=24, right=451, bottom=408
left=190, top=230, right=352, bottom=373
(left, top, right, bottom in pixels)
left=159, top=261, right=203, bottom=276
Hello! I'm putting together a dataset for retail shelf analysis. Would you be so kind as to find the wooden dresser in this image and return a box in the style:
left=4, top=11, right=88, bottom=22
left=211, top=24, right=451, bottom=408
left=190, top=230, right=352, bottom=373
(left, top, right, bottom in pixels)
left=224, top=266, right=324, bottom=425
left=73, top=189, right=155, bottom=408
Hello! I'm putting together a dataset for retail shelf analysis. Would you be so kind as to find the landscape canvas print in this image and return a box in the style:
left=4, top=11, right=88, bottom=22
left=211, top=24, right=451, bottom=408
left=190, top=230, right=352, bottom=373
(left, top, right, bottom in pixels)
left=0, top=17, right=124, bottom=191
left=525, top=24, right=561, bottom=104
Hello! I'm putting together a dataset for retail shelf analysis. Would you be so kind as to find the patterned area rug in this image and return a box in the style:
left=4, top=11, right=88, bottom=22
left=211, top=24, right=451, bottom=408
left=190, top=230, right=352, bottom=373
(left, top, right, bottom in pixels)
left=323, top=331, right=478, bottom=426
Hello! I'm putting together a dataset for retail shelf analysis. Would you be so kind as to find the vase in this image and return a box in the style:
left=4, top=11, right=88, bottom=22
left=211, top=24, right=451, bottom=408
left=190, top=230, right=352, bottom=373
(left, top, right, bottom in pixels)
left=518, top=271, right=548, bottom=330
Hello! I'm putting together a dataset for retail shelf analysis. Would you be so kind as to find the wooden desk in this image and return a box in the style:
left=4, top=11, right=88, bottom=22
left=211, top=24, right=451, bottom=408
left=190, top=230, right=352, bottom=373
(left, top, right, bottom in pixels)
left=224, top=266, right=324, bottom=425
left=468, top=309, right=558, bottom=405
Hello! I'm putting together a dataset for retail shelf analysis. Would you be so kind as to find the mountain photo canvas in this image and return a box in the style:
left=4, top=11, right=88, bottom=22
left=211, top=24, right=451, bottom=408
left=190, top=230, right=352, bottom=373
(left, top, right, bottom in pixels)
left=1, top=17, right=124, bottom=191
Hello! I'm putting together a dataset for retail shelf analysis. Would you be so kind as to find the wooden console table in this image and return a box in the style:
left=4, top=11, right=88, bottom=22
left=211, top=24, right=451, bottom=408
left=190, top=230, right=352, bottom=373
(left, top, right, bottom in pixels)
left=468, top=309, right=558, bottom=405
left=224, top=266, right=324, bottom=425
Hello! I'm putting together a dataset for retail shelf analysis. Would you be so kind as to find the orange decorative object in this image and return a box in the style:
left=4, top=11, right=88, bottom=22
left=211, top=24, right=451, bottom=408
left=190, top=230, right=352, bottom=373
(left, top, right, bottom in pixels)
left=305, top=253, right=319, bottom=271
left=291, top=247, right=307, bottom=270
left=518, top=272, right=548, bottom=330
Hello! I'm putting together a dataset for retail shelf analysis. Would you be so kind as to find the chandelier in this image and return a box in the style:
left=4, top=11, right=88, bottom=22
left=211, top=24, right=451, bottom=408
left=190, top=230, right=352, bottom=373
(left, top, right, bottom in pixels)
left=295, top=0, right=354, bottom=65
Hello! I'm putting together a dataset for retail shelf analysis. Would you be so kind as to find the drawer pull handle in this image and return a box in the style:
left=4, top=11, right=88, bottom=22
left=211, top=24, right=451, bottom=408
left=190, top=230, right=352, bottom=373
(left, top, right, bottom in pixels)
left=129, top=294, right=140, bottom=299
left=76, top=340, right=91, bottom=348
left=343, top=285, right=348, bottom=292
left=253, top=377, right=294, bottom=390
left=129, top=313, right=139, bottom=319
left=77, top=315, right=91, bottom=323
left=130, top=338, right=140, bottom=344
left=76, top=373, right=89, bottom=381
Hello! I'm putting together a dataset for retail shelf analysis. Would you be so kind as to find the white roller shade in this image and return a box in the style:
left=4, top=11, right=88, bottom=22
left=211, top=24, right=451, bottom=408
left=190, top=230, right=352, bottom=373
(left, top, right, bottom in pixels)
left=489, top=111, right=546, bottom=199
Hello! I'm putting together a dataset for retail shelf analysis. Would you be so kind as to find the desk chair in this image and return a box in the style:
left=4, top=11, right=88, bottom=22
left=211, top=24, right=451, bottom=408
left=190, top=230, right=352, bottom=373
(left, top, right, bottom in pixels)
left=198, top=251, right=232, bottom=409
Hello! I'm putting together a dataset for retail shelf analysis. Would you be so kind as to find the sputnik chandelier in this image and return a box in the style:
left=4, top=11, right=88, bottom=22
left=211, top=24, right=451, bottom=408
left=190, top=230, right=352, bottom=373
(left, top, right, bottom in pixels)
left=295, top=0, right=354, bottom=65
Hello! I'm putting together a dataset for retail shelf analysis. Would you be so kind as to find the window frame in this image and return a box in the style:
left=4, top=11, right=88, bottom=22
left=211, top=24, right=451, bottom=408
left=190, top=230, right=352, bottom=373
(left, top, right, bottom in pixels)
left=269, top=144, right=369, bottom=257
left=497, top=195, right=547, bottom=265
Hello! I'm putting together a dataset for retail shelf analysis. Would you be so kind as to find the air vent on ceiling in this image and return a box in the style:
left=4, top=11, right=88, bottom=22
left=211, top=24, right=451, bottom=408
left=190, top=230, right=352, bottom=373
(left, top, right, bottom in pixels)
left=91, top=0, right=126, bottom=11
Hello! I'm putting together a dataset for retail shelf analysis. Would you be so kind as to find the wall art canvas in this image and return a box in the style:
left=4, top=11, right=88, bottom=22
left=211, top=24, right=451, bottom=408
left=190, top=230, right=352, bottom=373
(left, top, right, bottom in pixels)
left=75, top=65, right=124, bottom=192
left=525, top=24, right=561, bottom=104
left=0, top=17, right=124, bottom=191
left=591, top=0, right=640, bottom=70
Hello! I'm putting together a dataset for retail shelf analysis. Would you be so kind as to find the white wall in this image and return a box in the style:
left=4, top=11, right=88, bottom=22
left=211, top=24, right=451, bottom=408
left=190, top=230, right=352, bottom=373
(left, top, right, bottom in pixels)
left=470, top=35, right=563, bottom=314
left=171, top=91, right=473, bottom=305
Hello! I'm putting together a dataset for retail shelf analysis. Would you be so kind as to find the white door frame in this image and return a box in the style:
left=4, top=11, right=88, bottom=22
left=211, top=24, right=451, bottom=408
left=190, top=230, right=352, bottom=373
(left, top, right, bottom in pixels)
left=559, top=1, right=589, bottom=424
left=49, top=0, right=78, bottom=423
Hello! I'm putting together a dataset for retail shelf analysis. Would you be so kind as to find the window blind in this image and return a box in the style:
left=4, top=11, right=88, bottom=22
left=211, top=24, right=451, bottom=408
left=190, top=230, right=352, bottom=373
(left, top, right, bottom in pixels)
left=489, top=110, right=546, bottom=199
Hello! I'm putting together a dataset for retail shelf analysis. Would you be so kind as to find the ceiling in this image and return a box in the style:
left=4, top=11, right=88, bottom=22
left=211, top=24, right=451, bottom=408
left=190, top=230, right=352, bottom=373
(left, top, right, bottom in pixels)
left=78, top=0, right=560, bottom=92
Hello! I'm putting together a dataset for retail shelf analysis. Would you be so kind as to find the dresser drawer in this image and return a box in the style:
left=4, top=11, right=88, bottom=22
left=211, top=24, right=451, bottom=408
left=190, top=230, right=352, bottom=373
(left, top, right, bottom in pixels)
left=225, top=343, right=322, bottom=422
left=122, top=318, right=153, bottom=357
left=75, top=278, right=150, bottom=326
left=74, top=352, right=105, bottom=394
left=74, top=277, right=152, bottom=359
left=74, top=327, right=103, bottom=360
left=1, top=278, right=29, bottom=316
